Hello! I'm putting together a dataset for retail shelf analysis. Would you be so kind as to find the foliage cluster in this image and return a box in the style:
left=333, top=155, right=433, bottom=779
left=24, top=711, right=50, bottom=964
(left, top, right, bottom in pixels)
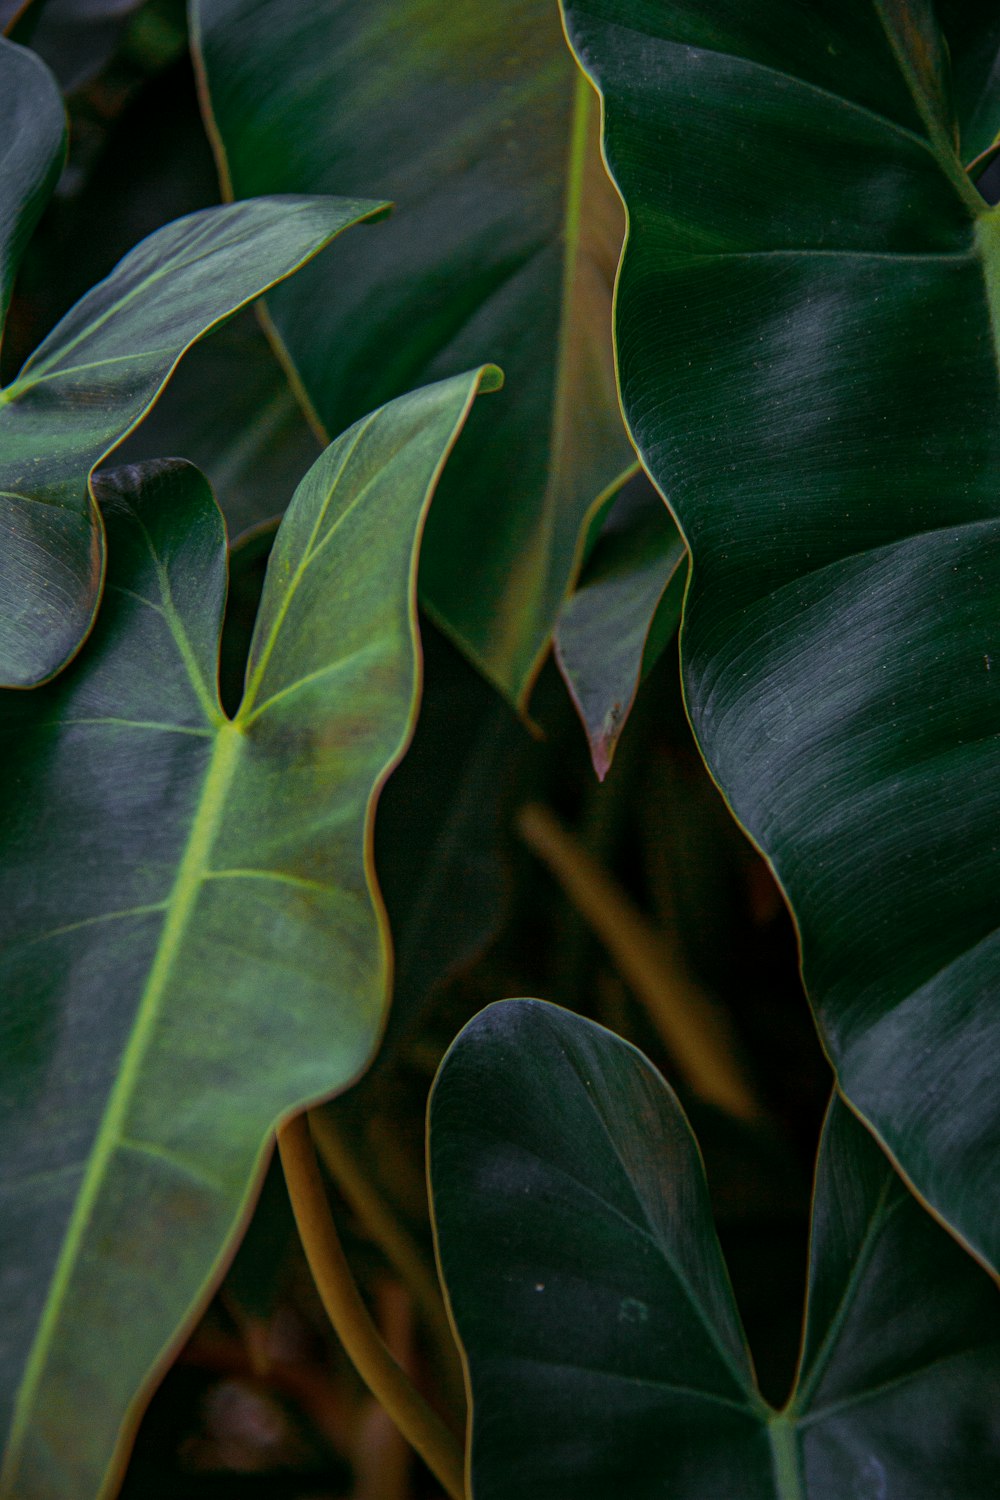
left=1, top=1, right=998, bottom=1496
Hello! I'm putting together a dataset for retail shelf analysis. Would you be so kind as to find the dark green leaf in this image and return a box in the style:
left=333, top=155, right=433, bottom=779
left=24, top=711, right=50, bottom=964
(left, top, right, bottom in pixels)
left=429, top=999, right=1000, bottom=1498
left=0, top=37, right=64, bottom=334
left=118, top=307, right=321, bottom=541
left=561, top=0, right=1000, bottom=1270
left=0, top=366, right=497, bottom=1497
left=191, top=0, right=635, bottom=704
left=10, top=0, right=148, bottom=93
left=0, top=35, right=385, bottom=689
left=556, top=477, right=687, bottom=778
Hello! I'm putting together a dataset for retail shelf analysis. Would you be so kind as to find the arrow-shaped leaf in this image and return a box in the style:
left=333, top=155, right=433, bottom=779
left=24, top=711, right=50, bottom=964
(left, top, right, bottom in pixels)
left=560, top=0, right=1000, bottom=1271
left=429, top=999, right=1000, bottom=1498
left=0, top=34, right=386, bottom=689
left=191, top=0, right=636, bottom=704
left=555, top=477, right=687, bottom=778
left=0, top=365, right=498, bottom=1498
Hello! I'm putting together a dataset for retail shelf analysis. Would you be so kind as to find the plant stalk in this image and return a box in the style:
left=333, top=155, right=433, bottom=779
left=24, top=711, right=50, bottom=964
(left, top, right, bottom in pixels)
left=278, top=1113, right=466, bottom=1500
left=517, top=801, right=763, bottom=1123
left=309, top=1109, right=462, bottom=1393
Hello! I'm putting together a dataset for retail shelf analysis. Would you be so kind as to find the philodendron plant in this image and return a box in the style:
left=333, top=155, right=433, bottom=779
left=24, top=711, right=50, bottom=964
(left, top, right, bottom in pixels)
left=0, top=36, right=389, bottom=690
left=2, top=0, right=1000, bottom=1497
left=559, top=0, right=1000, bottom=1276
left=429, top=999, right=1000, bottom=1499
left=0, top=362, right=500, bottom=1498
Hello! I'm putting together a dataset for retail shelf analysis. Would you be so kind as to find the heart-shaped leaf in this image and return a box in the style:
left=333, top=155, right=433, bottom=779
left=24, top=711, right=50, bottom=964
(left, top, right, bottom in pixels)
left=429, top=999, right=1000, bottom=1498
left=555, top=478, right=687, bottom=778
left=0, top=33, right=386, bottom=689
left=0, top=365, right=498, bottom=1498
left=191, top=0, right=636, bottom=704
left=560, top=0, right=1000, bottom=1271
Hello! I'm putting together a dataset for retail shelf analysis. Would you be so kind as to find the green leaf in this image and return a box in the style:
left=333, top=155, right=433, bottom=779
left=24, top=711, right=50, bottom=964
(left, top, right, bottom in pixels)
left=9, top=0, right=151, bottom=95
left=429, top=999, right=1000, bottom=1498
left=0, top=37, right=386, bottom=691
left=555, top=478, right=687, bottom=778
left=191, top=0, right=635, bottom=705
left=118, top=307, right=321, bottom=542
left=0, top=36, right=64, bottom=337
left=560, top=0, right=1000, bottom=1271
left=0, top=365, right=498, bottom=1498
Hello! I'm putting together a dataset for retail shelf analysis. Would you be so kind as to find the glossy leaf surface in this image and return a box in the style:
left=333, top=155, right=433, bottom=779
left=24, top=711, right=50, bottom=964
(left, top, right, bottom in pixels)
left=0, top=34, right=384, bottom=688
left=430, top=999, right=1000, bottom=1498
left=561, top=0, right=1000, bottom=1269
left=0, top=366, right=496, bottom=1498
left=556, top=477, right=686, bottom=778
left=0, top=37, right=64, bottom=341
left=192, top=0, right=635, bottom=703
left=119, top=308, right=321, bottom=541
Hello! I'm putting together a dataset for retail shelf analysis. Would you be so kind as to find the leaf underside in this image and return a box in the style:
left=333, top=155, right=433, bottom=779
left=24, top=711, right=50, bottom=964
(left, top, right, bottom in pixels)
left=561, top=0, right=1000, bottom=1270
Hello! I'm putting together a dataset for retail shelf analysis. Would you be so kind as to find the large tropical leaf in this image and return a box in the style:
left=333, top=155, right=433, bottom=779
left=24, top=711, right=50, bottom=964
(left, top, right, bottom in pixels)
left=0, top=35, right=385, bottom=690
left=191, top=0, right=635, bottom=704
left=0, top=366, right=498, bottom=1498
left=560, top=0, right=1000, bottom=1271
left=429, top=999, right=1000, bottom=1498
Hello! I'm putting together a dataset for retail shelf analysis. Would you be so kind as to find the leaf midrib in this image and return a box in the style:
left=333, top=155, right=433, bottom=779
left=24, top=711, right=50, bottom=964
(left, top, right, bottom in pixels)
left=546, top=68, right=595, bottom=497
left=0, top=719, right=244, bottom=1485
left=975, top=209, right=1000, bottom=377
left=871, top=0, right=986, bottom=214
left=239, top=407, right=381, bottom=713
left=789, top=1173, right=898, bottom=1414
left=500, top=68, right=635, bottom=687
left=3, top=206, right=320, bottom=397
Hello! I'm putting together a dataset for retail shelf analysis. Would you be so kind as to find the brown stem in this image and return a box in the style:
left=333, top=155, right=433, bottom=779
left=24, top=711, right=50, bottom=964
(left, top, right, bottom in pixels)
left=309, top=1110, right=459, bottom=1377
left=278, top=1114, right=465, bottom=1500
left=517, top=801, right=764, bottom=1123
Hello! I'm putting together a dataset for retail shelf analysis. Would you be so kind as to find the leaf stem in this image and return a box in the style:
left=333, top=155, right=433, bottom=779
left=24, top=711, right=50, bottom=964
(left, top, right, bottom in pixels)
left=767, top=1413, right=804, bottom=1500
left=309, top=1110, right=462, bottom=1390
left=516, top=802, right=764, bottom=1123
left=278, top=1114, right=466, bottom=1500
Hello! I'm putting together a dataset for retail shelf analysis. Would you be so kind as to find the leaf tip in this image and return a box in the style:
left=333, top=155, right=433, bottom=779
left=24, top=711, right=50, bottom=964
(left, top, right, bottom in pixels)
left=590, top=735, right=613, bottom=781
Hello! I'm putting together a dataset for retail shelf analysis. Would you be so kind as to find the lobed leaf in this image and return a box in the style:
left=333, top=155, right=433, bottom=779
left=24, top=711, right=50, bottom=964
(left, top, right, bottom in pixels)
left=560, top=0, right=1000, bottom=1270
left=191, top=0, right=636, bottom=704
left=0, top=366, right=498, bottom=1497
left=0, top=34, right=386, bottom=688
left=429, top=999, right=1000, bottom=1498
